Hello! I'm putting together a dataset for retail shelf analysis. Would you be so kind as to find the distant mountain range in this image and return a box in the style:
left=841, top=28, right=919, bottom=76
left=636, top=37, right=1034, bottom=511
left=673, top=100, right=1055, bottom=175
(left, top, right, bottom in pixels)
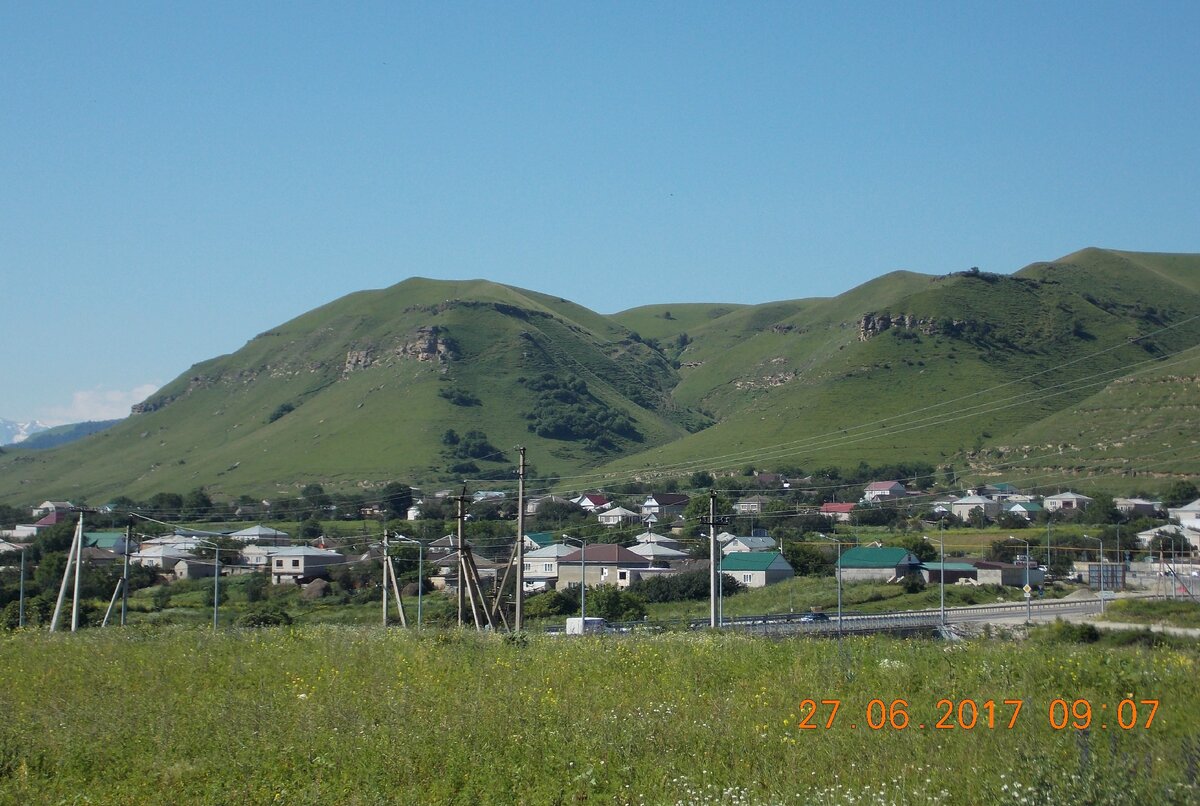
left=1, top=247, right=1198, bottom=503
left=0, top=419, right=120, bottom=449
left=0, top=419, right=49, bottom=446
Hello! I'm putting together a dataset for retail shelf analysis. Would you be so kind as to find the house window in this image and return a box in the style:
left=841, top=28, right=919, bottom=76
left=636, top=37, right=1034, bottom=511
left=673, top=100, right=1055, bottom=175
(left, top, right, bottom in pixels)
left=523, top=563, right=531, bottom=572
left=543, top=563, right=553, bottom=572
left=275, top=559, right=283, bottom=567
left=743, top=574, right=752, bottom=583
left=618, top=570, right=628, bottom=581
left=292, top=559, right=300, bottom=568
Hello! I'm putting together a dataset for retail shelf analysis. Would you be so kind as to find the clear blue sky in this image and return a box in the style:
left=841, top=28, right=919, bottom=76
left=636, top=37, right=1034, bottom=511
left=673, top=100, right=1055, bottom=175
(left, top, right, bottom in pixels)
left=3, top=2, right=1198, bottom=424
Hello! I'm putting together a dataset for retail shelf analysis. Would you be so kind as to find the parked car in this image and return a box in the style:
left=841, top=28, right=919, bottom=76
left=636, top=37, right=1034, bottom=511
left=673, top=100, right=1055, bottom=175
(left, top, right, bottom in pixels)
left=800, top=611, right=830, bottom=623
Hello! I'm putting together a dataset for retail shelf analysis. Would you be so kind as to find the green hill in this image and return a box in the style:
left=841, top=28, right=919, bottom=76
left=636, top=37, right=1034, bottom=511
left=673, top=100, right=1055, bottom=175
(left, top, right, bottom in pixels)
left=1, top=249, right=1198, bottom=503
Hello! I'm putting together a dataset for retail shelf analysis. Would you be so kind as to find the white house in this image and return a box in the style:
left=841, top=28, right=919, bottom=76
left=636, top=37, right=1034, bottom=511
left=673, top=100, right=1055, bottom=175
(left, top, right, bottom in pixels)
left=640, top=494, right=689, bottom=519
left=227, top=525, right=290, bottom=545
left=520, top=543, right=576, bottom=591
left=240, top=544, right=288, bottom=571
left=1003, top=501, right=1044, bottom=521
left=733, top=495, right=771, bottom=515
left=1044, top=491, right=1094, bottom=512
left=132, top=544, right=196, bottom=569
left=270, top=547, right=344, bottom=585
left=950, top=495, right=1000, bottom=521
left=634, top=531, right=683, bottom=550
left=571, top=494, right=611, bottom=512
left=31, top=501, right=73, bottom=517
left=1168, top=498, right=1200, bottom=530
left=862, top=481, right=907, bottom=503
left=720, top=533, right=778, bottom=554
left=628, top=542, right=690, bottom=562
left=597, top=506, right=640, bottom=528
left=720, top=552, right=794, bottom=588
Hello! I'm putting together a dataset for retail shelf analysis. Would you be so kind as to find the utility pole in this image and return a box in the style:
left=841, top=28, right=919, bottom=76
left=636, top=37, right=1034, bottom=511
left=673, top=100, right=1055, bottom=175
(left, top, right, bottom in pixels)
left=120, top=525, right=130, bottom=627
left=515, top=446, right=526, bottom=632
left=709, top=490, right=718, bottom=629
left=50, top=516, right=83, bottom=633
left=382, top=531, right=390, bottom=627
left=17, top=547, right=25, bottom=628
left=71, top=512, right=84, bottom=632
left=456, top=491, right=467, bottom=627
left=386, top=538, right=407, bottom=628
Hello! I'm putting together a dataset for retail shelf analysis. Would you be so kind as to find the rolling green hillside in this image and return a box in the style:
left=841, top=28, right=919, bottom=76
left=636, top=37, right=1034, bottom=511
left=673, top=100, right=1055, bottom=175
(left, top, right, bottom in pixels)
left=1, top=249, right=1198, bottom=504
left=599, top=250, right=1200, bottom=483
left=0, top=278, right=697, bottom=500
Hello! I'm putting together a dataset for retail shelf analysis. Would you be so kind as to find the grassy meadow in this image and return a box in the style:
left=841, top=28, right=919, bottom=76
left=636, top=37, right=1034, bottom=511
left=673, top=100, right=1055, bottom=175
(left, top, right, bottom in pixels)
left=0, top=627, right=1196, bottom=805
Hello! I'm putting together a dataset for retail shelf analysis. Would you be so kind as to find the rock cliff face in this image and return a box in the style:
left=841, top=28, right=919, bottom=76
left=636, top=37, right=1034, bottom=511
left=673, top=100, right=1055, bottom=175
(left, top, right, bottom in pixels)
left=395, top=326, right=453, bottom=363
left=340, top=326, right=457, bottom=376
left=857, top=312, right=966, bottom=341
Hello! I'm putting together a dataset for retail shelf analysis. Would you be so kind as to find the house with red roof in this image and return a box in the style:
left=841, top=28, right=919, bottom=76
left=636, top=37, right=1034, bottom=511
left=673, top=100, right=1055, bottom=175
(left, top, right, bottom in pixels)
left=571, top=493, right=611, bottom=512
left=820, top=502, right=856, bottom=523
left=640, top=493, right=690, bottom=519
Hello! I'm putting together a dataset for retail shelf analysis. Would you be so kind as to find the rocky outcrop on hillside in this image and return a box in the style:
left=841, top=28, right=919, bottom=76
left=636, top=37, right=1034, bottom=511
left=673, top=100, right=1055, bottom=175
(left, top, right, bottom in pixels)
left=395, top=326, right=454, bottom=363
left=857, top=312, right=967, bottom=341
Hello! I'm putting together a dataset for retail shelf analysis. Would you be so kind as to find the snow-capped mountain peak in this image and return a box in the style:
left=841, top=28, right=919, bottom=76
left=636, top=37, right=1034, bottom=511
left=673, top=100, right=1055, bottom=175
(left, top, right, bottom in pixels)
left=0, top=419, right=50, bottom=446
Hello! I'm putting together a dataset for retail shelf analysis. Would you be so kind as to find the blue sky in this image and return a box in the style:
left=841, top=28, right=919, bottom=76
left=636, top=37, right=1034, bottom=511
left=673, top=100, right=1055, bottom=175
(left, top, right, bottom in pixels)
left=3, top=2, right=1198, bottom=424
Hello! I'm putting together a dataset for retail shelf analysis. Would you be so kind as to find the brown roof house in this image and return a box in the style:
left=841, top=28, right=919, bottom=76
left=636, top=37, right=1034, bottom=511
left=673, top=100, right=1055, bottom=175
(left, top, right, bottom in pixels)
left=556, top=544, right=651, bottom=590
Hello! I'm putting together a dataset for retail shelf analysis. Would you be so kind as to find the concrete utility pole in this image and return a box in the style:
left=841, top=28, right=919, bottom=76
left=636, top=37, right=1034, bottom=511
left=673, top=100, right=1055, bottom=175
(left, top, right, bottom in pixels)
left=120, top=525, right=130, bottom=626
left=50, top=515, right=83, bottom=633
left=382, top=531, right=390, bottom=627
left=515, top=447, right=526, bottom=632
left=71, top=513, right=84, bottom=632
left=709, top=490, right=718, bottom=629
left=457, top=492, right=467, bottom=627
left=18, top=547, right=25, bottom=628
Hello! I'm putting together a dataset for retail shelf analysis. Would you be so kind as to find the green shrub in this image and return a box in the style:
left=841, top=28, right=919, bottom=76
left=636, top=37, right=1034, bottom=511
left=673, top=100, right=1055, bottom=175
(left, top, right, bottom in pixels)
left=234, top=605, right=293, bottom=628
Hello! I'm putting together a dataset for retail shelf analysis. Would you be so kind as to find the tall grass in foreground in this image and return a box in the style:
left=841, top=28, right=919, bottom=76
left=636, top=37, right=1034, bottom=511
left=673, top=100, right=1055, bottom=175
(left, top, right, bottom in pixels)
left=0, top=628, right=1195, bottom=805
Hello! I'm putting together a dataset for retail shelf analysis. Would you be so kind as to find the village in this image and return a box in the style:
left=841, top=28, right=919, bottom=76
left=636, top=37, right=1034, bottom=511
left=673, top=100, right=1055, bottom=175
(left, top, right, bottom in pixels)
left=4, top=476, right=1197, bottom=630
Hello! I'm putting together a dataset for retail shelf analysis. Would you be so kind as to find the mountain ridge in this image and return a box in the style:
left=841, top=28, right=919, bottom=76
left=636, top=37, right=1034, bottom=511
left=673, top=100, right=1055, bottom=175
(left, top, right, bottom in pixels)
left=1, top=248, right=1198, bottom=502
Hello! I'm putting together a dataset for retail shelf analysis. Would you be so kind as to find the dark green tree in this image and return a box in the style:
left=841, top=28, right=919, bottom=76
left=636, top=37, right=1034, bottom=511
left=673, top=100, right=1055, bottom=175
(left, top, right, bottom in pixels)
left=583, top=585, right=647, bottom=622
left=782, top=541, right=834, bottom=576
left=897, top=534, right=937, bottom=563
left=1163, top=481, right=1199, bottom=508
left=381, top=483, right=413, bottom=520
left=182, top=488, right=214, bottom=520
left=146, top=492, right=184, bottom=519
left=301, top=484, right=331, bottom=510
left=299, top=516, right=323, bottom=539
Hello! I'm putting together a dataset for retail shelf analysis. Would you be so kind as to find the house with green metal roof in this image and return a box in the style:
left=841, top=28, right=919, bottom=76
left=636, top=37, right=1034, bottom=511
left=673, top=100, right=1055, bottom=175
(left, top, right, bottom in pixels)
left=522, top=531, right=557, bottom=551
left=838, top=546, right=922, bottom=582
left=84, top=531, right=135, bottom=555
left=719, top=551, right=794, bottom=588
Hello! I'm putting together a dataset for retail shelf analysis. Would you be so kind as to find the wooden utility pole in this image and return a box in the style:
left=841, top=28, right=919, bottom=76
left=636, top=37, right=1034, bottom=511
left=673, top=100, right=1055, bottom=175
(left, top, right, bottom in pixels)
left=515, top=446, right=526, bottom=631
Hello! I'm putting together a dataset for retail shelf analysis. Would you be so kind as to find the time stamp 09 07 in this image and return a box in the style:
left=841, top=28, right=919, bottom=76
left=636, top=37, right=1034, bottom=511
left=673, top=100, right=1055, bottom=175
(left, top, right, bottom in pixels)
left=796, top=698, right=1160, bottom=731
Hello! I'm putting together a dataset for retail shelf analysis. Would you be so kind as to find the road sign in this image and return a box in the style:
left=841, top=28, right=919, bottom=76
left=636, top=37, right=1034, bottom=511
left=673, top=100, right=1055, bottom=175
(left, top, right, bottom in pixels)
left=1022, top=584, right=1032, bottom=594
